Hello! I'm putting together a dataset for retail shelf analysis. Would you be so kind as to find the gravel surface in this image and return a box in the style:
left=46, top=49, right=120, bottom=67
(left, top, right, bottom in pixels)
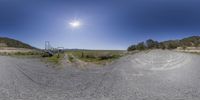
left=0, top=50, right=200, bottom=100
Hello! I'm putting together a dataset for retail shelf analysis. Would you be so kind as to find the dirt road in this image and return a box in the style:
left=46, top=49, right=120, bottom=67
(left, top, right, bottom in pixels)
left=0, top=50, right=200, bottom=100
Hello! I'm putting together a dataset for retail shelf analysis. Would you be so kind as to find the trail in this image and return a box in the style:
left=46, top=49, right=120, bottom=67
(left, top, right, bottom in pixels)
left=0, top=50, right=200, bottom=100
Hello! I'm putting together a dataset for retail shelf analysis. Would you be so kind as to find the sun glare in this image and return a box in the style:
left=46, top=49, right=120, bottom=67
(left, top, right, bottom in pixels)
left=69, top=20, right=81, bottom=28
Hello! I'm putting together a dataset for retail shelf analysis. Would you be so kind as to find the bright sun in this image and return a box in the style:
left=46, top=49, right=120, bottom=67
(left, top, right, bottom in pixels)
left=69, top=20, right=81, bottom=28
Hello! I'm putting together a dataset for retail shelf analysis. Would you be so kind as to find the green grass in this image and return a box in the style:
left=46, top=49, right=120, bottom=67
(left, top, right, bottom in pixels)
left=68, top=54, right=75, bottom=62
left=66, top=50, right=125, bottom=64
left=47, top=53, right=64, bottom=64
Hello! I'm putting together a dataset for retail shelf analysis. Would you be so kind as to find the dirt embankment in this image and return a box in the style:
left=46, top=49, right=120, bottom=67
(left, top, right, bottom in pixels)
left=176, top=47, right=200, bottom=53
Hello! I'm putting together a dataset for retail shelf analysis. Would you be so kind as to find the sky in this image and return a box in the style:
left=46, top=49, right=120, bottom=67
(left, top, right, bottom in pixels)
left=0, top=0, right=200, bottom=50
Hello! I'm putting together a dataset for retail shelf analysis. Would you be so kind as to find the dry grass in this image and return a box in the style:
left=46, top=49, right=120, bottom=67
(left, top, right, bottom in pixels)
left=0, top=47, right=34, bottom=53
left=66, top=50, right=125, bottom=64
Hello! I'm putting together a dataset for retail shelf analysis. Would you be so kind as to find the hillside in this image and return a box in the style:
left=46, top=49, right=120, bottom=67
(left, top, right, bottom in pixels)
left=128, top=36, right=200, bottom=51
left=0, top=37, right=35, bottom=49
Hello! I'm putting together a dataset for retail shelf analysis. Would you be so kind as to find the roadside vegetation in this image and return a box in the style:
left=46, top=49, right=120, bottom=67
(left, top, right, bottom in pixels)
left=0, top=50, right=64, bottom=64
left=68, top=54, right=75, bottom=62
left=0, top=49, right=125, bottom=65
left=46, top=53, right=64, bottom=64
left=128, top=36, right=200, bottom=51
left=66, top=50, right=125, bottom=64
left=0, top=51, right=42, bottom=57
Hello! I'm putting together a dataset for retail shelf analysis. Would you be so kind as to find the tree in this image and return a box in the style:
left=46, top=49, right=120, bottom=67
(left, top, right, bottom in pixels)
left=127, top=45, right=137, bottom=51
left=167, top=43, right=178, bottom=49
left=146, top=39, right=154, bottom=49
left=146, top=39, right=159, bottom=49
left=136, top=42, right=146, bottom=50
left=159, top=42, right=166, bottom=49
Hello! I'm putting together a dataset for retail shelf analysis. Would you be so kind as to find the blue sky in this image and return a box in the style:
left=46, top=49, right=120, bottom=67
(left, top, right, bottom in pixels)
left=0, top=0, right=200, bottom=50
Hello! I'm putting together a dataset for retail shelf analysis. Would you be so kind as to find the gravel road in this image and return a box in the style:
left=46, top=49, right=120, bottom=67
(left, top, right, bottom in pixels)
left=0, top=50, right=200, bottom=100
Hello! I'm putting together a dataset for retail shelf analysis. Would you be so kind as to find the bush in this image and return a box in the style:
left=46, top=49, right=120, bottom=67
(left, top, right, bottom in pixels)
left=98, top=55, right=113, bottom=60
left=127, top=45, right=137, bottom=51
left=146, top=39, right=159, bottom=49
left=41, top=52, right=52, bottom=57
left=85, top=54, right=96, bottom=59
left=167, top=43, right=178, bottom=49
left=68, top=55, right=74, bottom=62
left=136, top=42, right=146, bottom=50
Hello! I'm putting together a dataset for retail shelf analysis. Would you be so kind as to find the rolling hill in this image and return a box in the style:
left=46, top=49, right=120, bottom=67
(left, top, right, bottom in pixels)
left=0, top=37, right=35, bottom=49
